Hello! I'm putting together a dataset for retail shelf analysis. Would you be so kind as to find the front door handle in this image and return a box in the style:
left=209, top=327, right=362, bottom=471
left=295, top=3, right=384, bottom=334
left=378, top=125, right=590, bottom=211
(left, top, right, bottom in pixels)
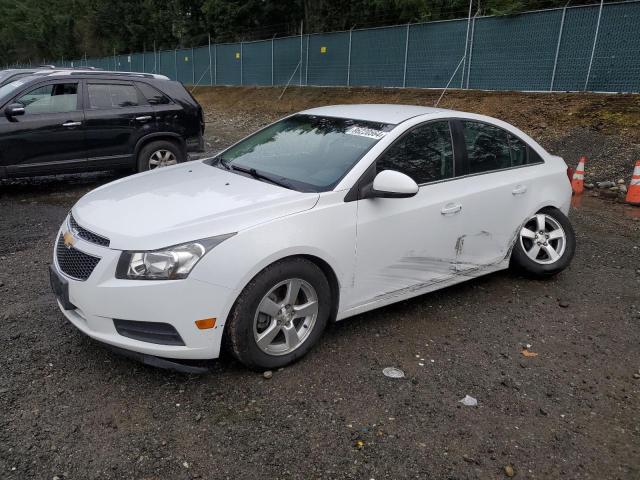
left=441, top=203, right=462, bottom=215
left=135, top=116, right=153, bottom=122
left=512, top=185, right=528, bottom=195
left=62, top=121, right=82, bottom=127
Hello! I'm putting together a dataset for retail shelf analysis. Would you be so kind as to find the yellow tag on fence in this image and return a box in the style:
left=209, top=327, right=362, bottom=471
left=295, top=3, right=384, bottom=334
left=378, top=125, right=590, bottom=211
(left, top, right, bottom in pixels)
left=320, top=46, right=327, bottom=54
left=235, top=52, right=240, bottom=59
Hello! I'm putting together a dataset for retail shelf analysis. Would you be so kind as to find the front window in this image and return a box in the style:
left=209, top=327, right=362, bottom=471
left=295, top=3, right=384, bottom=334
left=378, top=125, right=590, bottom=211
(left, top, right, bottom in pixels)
left=16, top=83, right=79, bottom=114
left=215, top=114, right=394, bottom=192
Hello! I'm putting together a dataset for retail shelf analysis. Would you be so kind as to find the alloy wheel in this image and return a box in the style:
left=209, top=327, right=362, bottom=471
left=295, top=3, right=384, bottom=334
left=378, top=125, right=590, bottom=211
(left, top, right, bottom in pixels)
left=148, top=149, right=177, bottom=169
left=519, top=213, right=567, bottom=265
left=253, top=278, right=319, bottom=356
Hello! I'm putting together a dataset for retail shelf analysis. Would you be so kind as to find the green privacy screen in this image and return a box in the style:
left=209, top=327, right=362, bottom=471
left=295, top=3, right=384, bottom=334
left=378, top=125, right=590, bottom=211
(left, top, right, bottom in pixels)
left=48, top=1, right=640, bottom=93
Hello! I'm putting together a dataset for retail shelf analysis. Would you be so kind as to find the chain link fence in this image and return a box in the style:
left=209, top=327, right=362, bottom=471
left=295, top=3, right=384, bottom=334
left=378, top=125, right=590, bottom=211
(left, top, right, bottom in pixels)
left=13, top=0, right=640, bottom=93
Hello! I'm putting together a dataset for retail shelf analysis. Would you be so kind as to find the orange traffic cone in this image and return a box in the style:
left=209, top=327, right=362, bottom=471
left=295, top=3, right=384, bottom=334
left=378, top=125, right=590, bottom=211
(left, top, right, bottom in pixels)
left=625, top=160, right=640, bottom=206
left=571, top=156, right=586, bottom=194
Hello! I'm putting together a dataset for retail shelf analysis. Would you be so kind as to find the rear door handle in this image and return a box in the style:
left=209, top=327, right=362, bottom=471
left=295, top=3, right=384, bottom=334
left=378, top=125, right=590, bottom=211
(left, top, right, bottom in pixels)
left=62, top=121, right=82, bottom=127
left=512, top=185, right=528, bottom=195
left=441, top=203, right=462, bottom=215
left=135, top=116, right=153, bottom=122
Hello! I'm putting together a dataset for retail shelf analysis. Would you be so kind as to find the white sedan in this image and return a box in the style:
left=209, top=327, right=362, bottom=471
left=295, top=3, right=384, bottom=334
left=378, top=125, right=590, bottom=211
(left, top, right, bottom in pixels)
left=50, top=104, right=575, bottom=371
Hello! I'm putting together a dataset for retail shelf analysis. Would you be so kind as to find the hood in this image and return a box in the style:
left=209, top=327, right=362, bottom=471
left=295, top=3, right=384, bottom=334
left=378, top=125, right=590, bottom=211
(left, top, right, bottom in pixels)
left=72, top=161, right=319, bottom=250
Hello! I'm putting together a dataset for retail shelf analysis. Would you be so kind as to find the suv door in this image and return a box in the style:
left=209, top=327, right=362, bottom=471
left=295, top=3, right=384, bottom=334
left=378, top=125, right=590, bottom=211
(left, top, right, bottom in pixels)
left=82, top=80, right=158, bottom=169
left=0, top=80, right=85, bottom=176
left=350, top=120, right=464, bottom=309
left=449, top=119, right=544, bottom=271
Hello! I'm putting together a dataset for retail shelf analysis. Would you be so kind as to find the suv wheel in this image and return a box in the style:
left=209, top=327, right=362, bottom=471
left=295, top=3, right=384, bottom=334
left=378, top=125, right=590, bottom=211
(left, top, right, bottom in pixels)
left=510, top=207, right=576, bottom=277
left=137, top=140, right=185, bottom=172
left=224, top=258, right=331, bottom=370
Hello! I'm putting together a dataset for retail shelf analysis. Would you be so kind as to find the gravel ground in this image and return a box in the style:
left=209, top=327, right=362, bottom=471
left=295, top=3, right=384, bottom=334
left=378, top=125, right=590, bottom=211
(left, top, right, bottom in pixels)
left=1, top=89, right=640, bottom=479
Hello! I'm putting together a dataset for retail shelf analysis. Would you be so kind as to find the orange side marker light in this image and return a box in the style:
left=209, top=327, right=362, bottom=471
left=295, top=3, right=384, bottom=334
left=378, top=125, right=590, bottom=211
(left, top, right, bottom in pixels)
left=195, top=318, right=216, bottom=330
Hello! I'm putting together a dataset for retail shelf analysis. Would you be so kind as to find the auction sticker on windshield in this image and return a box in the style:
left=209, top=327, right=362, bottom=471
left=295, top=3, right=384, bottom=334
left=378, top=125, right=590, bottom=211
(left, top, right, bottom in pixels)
left=345, top=125, right=387, bottom=140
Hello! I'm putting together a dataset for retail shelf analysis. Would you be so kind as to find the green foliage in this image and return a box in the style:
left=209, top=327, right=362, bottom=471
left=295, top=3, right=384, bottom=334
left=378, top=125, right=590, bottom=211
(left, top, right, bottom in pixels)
left=0, top=0, right=589, bottom=66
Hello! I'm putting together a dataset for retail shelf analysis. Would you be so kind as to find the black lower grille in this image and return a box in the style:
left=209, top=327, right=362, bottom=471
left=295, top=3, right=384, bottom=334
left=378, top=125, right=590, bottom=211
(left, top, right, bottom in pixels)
left=69, top=214, right=110, bottom=247
left=56, top=235, right=100, bottom=281
left=113, top=319, right=185, bottom=346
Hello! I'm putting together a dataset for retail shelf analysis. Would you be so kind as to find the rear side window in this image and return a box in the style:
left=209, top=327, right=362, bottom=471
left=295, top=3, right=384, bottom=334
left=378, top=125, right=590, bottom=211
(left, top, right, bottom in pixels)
left=16, top=83, right=78, bottom=114
left=461, top=121, right=543, bottom=173
left=136, top=82, right=171, bottom=105
left=87, top=83, right=143, bottom=109
left=461, top=121, right=511, bottom=173
left=377, top=121, right=454, bottom=184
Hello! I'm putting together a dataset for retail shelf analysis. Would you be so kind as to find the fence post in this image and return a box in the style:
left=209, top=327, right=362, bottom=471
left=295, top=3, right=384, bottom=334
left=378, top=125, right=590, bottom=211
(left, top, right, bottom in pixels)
left=208, top=35, right=213, bottom=86
left=585, top=0, right=604, bottom=91
left=466, top=12, right=478, bottom=89
left=142, top=48, right=145, bottom=72
left=305, top=34, right=309, bottom=85
left=214, top=44, right=217, bottom=85
left=403, top=23, right=410, bottom=88
left=550, top=6, right=567, bottom=92
left=192, top=47, right=195, bottom=84
left=461, top=0, right=473, bottom=88
left=299, top=21, right=303, bottom=86
left=347, top=28, right=353, bottom=86
left=271, top=36, right=275, bottom=86
left=174, top=49, right=178, bottom=81
left=240, top=41, right=243, bottom=86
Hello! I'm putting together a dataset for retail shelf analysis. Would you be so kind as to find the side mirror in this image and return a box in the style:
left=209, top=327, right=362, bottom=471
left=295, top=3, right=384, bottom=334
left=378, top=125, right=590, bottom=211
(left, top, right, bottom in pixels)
left=5, top=103, right=25, bottom=117
left=364, top=170, right=419, bottom=199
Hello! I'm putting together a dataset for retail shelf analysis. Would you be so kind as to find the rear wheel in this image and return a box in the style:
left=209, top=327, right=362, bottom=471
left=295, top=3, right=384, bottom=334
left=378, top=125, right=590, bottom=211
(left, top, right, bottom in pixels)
left=137, top=140, right=184, bottom=172
left=510, top=207, right=575, bottom=277
left=224, top=258, right=331, bottom=370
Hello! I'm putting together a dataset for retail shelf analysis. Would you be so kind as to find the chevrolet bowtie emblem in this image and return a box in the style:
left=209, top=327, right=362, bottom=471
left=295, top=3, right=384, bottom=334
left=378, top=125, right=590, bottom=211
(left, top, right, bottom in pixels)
left=63, top=231, right=75, bottom=249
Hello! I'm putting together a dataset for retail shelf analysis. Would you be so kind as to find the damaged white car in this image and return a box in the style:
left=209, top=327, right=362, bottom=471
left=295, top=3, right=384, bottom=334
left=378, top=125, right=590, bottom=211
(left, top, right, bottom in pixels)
left=50, top=104, right=575, bottom=370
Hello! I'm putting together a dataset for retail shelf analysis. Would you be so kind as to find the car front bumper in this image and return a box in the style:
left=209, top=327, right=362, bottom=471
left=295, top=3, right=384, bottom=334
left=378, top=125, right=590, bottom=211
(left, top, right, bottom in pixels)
left=50, top=222, right=234, bottom=360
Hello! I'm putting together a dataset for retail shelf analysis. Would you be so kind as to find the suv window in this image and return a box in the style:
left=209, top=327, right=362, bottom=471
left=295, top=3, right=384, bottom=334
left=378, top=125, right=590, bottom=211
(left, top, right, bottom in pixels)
left=17, top=83, right=78, bottom=114
left=377, top=121, right=454, bottom=184
left=87, top=83, right=143, bottom=109
left=136, top=82, right=170, bottom=105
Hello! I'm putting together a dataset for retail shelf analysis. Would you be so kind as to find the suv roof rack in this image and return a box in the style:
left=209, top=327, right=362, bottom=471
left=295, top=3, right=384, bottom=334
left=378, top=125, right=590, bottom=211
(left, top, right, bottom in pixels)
left=47, top=70, right=170, bottom=80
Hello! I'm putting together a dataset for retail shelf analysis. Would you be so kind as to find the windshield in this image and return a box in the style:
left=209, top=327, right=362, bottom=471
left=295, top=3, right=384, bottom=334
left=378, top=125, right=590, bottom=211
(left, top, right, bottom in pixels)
left=215, top=114, right=394, bottom=192
left=0, top=78, right=28, bottom=99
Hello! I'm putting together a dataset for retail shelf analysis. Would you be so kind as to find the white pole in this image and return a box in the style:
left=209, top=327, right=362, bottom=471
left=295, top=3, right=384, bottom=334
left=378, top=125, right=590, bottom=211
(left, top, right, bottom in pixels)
left=271, top=36, right=275, bottom=86
left=208, top=35, right=213, bottom=85
left=240, top=41, right=243, bottom=85
left=550, top=5, right=567, bottom=91
left=347, top=28, right=353, bottom=86
left=466, top=9, right=479, bottom=89
left=299, top=20, right=303, bottom=86
left=402, top=23, right=410, bottom=88
left=305, top=34, right=309, bottom=85
left=584, top=0, right=604, bottom=91
left=461, top=0, right=473, bottom=88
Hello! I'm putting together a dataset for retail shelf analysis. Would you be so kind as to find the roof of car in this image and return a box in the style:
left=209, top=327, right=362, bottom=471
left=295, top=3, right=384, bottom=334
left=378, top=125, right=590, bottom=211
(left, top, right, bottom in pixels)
left=300, top=104, right=447, bottom=124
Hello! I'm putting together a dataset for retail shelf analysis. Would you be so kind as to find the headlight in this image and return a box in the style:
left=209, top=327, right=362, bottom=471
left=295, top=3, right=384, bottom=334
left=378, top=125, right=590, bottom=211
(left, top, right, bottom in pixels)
left=115, top=233, right=235, bottom=280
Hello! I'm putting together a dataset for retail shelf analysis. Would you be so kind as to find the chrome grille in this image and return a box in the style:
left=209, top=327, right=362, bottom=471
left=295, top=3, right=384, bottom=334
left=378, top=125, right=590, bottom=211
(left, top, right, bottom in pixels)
left=56, top=235, right=100, bottom=281
left=69, top=214, right=110, bottom=247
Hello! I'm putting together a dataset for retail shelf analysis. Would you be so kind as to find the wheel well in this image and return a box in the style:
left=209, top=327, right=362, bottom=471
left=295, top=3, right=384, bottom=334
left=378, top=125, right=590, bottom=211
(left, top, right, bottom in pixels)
left=229, top=254, right=341, bottom=325
left=296, top=254, right=340, bottom=323
left=135, top=135, right=184, bottom=159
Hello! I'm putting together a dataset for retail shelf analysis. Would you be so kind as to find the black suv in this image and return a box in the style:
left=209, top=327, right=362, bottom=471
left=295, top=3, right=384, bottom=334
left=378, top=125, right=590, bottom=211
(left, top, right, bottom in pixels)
left=0, top=71, right=205, bottom=178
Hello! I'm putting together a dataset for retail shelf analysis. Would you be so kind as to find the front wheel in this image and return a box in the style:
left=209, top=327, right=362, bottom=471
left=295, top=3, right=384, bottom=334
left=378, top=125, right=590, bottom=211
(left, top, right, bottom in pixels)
left=510, top=207, right=576, bottom=277
left=224, top=258, right=331, bottom=370
left=137, top=140, right=185, bottom=172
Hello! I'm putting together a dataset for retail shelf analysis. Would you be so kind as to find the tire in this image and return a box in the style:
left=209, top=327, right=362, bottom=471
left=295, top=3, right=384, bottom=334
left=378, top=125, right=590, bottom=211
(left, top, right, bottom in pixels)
left=137, top=140, right=185, bottom=172
left=510, top=206, right=576, bottom=277
left=224, top=258, right=331, bottom=370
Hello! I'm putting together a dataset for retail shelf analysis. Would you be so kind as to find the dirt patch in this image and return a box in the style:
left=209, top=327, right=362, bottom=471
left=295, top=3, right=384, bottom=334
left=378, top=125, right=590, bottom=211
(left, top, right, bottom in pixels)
left=194, top=86, right=640, bottom=183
